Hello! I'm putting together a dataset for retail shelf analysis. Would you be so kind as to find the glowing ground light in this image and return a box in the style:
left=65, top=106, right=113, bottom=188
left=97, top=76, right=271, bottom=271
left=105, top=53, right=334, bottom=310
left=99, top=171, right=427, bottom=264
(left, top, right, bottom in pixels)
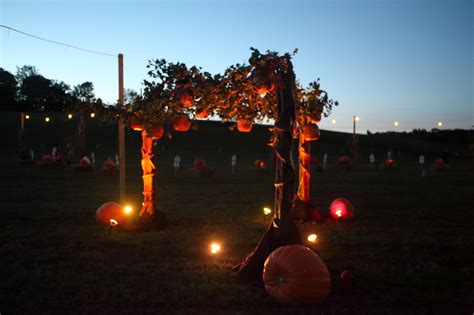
left=45, top=117, right=50, bottom=123
left=394, top=121, right=399, bottom=127
left=90, top=113, right=96, bottom=118
left=307, top=234, right=318, bottom=243
left=331, top=119, right=336, bottom=124
left=210, top=243, right=221, bottom=254
left=124, top=205, right=133, bottom=215
left=68, top=113, right=73, bottom=119
left=438, top=121, right=443, bottom=127
left=109, top=219, right=118, bottom=226
left=25, top=114, right=30, bottom=119
left=263, top=207, right=272, bottom=215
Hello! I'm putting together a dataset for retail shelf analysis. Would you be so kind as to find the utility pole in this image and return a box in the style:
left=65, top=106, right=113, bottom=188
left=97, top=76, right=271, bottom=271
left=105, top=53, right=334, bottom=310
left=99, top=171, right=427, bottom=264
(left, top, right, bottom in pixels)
left=118, top=54, right=126, bottom=203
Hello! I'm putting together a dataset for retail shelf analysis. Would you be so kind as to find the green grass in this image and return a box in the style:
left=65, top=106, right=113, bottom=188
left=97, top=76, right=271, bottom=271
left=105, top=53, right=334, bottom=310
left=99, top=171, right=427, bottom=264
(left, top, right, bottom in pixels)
left=0, top=112, right=473, bottom=313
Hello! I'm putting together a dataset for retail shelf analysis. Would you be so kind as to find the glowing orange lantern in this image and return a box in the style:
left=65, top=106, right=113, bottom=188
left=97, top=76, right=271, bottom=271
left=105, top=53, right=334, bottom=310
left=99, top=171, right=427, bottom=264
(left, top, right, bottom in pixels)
left=95, top=202, right=126, bottom=226
left=172, top=114, right=191, bottom=132
left=131, top=122, right=144, bottom=131
left=237, top=119, right=252, bottom=132
left=255, top=159, right=265, bottom=169
left=147, top=125, right=164, bottom=140
left=194, top=159, right=206, bottom=170
left=301, top=124, right=320, bottom=141
left=329, top=198, right=354, bottom=220
left=196, top=109, right=209, bottom=119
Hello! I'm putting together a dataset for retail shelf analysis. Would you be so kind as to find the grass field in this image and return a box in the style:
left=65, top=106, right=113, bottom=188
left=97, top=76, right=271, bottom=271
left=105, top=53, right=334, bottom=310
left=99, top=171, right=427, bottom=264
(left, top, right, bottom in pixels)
left=0, top=112, right=473, bottom=313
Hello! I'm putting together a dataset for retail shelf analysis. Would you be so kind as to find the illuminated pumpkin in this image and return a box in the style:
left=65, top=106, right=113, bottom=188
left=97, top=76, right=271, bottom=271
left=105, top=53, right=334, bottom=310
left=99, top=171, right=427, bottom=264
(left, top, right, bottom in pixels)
left=194, top=159, right=206, bottom=170
left=329, top=198, right=354, bottom=220
left=255, top=159, right=265, bottom=169
left=172, top=114, right=191, bottom=132
left=386, top=158, right=395, bottom=168
left=196, top=109, right=209, bottom=119
left=237, top=119, right=252, bottom=132
left=147, top=125, right=164, bottom=140
left=80, top=156, right=91, bottom=167
left=95, top=202, right=126, bottom=226
left=337, top=155, right=352, bottom=170
left=130, top=122, right=144, bottom=131
left=42, top=155, right=54, bottom=162
left=177, top=89, right=193, bottom=107
left=435, top=158, right=445, bottom=171
left=301, top=124, right=320, bottom=141
left=263, top=245, right=331, bottom=305
left=256, top=82, right=275, bottom=95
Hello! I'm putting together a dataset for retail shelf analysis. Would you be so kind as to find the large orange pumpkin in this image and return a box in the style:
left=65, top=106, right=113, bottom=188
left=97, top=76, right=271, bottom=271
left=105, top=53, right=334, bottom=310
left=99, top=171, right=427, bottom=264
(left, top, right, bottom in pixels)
left=172, top=114, right=191, bottom=132
left=263, top=245, right=331, bottom=305
left=329, top=198, right=354, bottom=220
left=237, top=119, right=252, bottom=132
left=96, top=202, right=126, bottom=226
left=301, top=123, right=320, bottom=141
left=196, top=109, right=210, bottom=119
left=147, top=125, right=164, bottom=140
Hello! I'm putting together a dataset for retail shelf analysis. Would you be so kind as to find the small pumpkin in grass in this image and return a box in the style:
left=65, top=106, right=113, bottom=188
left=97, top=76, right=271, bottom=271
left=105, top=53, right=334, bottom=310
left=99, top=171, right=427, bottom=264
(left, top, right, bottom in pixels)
left=96, top=202, right=126, bottom=226
left=172, top=114, right=191, bottom=132
left=301, top=123, right=320, bottom=141
left=147, top=125, right=164, bottom=140
left=263, top=245, right=331, bottom=305
left=196, top=109, right=210, bottom=119
left=329, top=198, right=354, bottom=220
left=237, top=119, right=252, bottom=132
left=194, top=159, right=206, bottom=170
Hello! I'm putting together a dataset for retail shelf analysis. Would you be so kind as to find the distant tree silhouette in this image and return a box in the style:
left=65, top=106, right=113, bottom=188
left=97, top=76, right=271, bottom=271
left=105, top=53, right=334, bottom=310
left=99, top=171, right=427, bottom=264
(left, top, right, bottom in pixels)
left=0, top=68, right=18, bottom=111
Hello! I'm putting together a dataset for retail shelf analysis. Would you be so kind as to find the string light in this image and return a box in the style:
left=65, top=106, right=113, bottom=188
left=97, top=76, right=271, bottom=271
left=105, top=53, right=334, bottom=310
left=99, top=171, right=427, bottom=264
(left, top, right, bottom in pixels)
left=263, top=207, right=272, bottom=215
left=90, top=113, right=96, bottom=118
left=307, top=234, right=318, bottom=243
left=25, top=114, right=30, bottom=120
left=210, top=243, right=221, bottom=254
left=67, top=113, right=73, bottom=119
left=45, top=117, right=50, bottom=123
left=124, top=205, right=132, bottom=215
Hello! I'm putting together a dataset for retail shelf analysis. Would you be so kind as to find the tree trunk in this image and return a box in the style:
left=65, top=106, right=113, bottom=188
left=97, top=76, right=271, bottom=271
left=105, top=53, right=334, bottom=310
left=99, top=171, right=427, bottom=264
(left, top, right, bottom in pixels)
left=235, top=59, right=302, bottom=286
left=137, top=131, right=168, bottom=230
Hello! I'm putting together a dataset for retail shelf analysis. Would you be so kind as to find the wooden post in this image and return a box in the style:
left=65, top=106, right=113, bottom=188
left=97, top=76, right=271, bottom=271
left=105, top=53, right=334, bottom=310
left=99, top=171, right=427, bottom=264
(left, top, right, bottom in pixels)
left=118, top=53, right=126, bottom=203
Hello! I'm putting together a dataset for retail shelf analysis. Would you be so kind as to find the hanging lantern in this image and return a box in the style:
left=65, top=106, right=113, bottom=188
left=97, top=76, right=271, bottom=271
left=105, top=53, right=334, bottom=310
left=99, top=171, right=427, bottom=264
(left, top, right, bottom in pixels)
left=237, top=119, right=252, bottom=132
left=329, top=198, right=354, bottom=221
left=172, top=114, right=191, bottom=132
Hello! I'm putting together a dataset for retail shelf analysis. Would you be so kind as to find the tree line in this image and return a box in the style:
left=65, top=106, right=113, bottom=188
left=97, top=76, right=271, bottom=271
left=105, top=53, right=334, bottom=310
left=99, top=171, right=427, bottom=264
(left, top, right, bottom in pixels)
left=0, top=65, right=102, bottom=112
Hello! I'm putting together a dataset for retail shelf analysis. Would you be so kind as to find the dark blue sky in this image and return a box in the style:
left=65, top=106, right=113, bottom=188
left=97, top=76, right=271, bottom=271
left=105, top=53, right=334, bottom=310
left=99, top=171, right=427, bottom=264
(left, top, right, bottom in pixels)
left=1, top=0, right=472, bottom=132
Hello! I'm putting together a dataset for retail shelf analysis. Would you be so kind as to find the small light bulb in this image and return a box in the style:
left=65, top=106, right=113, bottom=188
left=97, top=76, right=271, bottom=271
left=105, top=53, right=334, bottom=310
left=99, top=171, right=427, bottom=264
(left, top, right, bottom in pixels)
left=68, top=114, right=73, bottom=119
left=124, top=205, right=132, bottom=215
left=437, top=121, right=443, bottom=127
left=45, top=117, right=50, bottom=123
left=394, top=121, right=399, bottom=127
left=354, top=116, right=360, bottom=122
left=331, top=119, right=336, bottom=124
left=307, top=234, right=318, bottom=243
left=25, top=115, right=30, bottom=120
left=263, top=207, right=272, bottom=215
left=210, top=243, right=221, bottom=254
left=90, top=113, right=96, bottom=118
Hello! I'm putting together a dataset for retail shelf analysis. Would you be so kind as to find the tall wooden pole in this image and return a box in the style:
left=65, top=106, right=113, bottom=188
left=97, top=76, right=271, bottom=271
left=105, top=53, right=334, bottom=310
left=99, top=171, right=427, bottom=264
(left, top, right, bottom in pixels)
left=118, top=54, right=126, bottom=203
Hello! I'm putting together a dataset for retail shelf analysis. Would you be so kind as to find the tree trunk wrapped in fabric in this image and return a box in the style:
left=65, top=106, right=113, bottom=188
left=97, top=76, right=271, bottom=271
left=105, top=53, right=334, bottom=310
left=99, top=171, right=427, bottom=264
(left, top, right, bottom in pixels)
left=235, top=58, right=302, bottom=286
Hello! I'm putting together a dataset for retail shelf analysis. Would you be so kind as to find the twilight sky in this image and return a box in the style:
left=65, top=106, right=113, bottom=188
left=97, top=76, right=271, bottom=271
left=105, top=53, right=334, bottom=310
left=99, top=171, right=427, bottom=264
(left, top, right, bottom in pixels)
left=1, top=0, right=472, bottom=133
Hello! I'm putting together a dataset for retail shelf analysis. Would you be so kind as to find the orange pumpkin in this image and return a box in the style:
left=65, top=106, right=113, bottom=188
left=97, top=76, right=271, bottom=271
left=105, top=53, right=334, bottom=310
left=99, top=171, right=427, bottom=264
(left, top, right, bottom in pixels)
left=329, top=198, right=354, bottom=220
left=42, top=155, right=54, bottom=162
left=237, top=119, right=253, bottom=132
left=130, top=122, right=144, bottom=131
left=256, top=82, right=275, bottom=95
left=147, top=125, right=164, bottom=140
left=435, top=158, right=445, bottom=171
left=255, top=159, right=265, bottom=169
left=95, top=202, right=126, bottom=226
left=172, top=114, right=191, bottom=132
left=196, top=109, right=209, bottom=119
left=177, top=89, right=193, bottom=107
left=301, top=123, right=320, bottom=141
left=263, top=245, right=331, bottom=305
left=194, top=159, right=206, bottom=170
